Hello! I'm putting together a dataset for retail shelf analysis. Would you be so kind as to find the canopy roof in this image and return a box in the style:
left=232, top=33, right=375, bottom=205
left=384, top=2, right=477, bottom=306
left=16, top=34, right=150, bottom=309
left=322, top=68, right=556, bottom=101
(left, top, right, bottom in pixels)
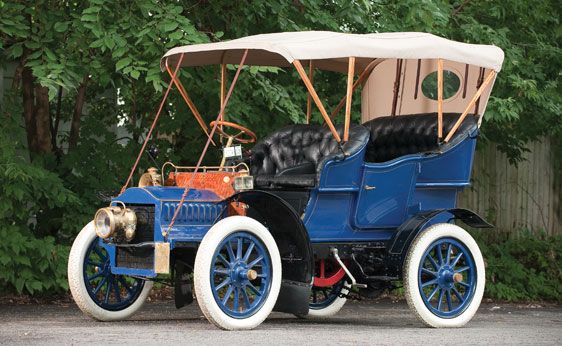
left=161, top=31, right=504, bottom=73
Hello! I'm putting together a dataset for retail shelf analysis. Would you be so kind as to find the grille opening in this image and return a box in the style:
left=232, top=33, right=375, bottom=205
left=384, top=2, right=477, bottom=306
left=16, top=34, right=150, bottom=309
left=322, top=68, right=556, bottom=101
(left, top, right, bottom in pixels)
left=127, top=204, right=155, bottom=244
left=116, top=247, right=154, bottom=270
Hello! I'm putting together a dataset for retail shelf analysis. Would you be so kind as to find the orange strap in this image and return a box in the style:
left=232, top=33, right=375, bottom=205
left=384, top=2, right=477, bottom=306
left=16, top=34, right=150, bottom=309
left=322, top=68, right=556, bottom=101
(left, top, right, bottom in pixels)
left=120, top=54, right=185, bottom=195
left=164, top=49, right=249, bottom=236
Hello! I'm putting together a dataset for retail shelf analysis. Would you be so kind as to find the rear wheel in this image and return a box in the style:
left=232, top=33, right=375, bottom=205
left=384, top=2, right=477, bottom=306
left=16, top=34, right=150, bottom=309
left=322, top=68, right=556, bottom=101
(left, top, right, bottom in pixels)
left=404, top=223, right=485, bottom=327
left=306, top=259, right=350, bottom=318
left=68, top=222, right=152, bottom=321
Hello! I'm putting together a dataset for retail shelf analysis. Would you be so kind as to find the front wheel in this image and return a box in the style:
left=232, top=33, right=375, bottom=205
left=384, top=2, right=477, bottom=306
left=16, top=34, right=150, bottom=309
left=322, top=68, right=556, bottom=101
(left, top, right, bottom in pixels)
left=194, top=216, right=282, bottom=330
left=403, top=223, right=485, bottom=327
left=68, top=222, right=153, bottom=321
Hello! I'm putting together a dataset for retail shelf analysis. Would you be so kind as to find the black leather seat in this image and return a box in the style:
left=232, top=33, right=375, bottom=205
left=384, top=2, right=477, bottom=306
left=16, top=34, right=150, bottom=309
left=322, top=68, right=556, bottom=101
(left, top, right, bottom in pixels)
left=363, top=113, right=478, bottom=163
left=249, top=124, right=370, bottom=188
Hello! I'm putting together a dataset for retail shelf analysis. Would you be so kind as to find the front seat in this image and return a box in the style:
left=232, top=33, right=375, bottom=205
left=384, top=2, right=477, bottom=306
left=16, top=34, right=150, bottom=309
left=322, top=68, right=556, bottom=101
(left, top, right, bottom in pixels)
left=248, top=124, right=370, bottom=188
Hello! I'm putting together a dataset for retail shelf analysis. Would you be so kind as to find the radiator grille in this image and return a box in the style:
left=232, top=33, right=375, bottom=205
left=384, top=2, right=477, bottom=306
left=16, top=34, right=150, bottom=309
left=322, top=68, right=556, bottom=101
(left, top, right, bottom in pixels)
left=116, top=247, right=153, bottom=270
left=128, top=204, right=155, bottom=244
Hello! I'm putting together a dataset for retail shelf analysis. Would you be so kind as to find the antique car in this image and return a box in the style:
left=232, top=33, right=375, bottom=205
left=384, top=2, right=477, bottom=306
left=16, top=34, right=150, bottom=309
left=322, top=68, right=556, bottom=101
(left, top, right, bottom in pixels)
left=67, top=31, right=504, bottom=330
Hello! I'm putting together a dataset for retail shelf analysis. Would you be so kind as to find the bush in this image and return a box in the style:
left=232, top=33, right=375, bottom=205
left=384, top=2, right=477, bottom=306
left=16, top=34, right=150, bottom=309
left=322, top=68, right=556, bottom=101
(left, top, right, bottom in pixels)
left=474, top=231, right=562, bottom=302
left=0, top=116, right=78, bottom=295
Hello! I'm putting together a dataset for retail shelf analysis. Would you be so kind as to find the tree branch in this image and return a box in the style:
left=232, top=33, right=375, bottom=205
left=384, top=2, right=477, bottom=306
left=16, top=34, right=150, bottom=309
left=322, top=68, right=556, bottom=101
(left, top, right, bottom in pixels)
left=452, top=0, right=471, bottom=17
left=68, top=75, right=89, bottom=150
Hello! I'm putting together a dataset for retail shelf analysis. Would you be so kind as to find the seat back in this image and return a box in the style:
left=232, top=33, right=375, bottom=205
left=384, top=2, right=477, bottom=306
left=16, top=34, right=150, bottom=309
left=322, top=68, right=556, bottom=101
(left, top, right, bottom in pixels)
left=362, top=113, right=478, bottom=163
left=249, top=124, right=369, bottom=176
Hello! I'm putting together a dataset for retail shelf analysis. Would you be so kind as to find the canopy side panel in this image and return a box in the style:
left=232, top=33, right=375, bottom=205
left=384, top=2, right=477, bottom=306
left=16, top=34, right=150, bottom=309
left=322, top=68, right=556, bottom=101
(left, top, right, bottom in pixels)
left=361, top=59, right=496, bottom=123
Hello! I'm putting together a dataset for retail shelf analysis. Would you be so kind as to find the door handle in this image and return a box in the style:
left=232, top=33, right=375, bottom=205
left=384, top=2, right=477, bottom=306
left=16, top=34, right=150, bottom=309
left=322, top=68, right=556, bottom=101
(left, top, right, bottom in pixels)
left=364, top=185, right=376, bottom=190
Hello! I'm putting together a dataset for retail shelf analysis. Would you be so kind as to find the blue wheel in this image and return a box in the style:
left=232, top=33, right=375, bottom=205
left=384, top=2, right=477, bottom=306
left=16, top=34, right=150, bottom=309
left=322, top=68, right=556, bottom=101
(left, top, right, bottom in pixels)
left=210, top=231, right=272, bottom=318
left=194, top=216, right=282, bottom=330
left=68, top=222, right=153, bottom=321
left=83, top=238, right=145, bottom=311
left=404, top=223, right=485, bottom=327
left=418, top=238, right=477, bottom=318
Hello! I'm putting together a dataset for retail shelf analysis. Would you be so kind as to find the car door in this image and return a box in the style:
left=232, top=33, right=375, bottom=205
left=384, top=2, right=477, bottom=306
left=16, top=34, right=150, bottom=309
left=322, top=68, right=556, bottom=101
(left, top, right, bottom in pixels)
left=354, top=160, right=419, bottom=229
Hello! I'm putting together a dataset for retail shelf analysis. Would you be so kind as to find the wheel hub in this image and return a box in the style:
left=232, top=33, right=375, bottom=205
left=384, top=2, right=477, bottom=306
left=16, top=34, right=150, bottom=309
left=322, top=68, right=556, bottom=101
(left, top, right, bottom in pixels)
left=438, top=265, right=455, bottom=289
left=229, top=261, right=255, bottom=286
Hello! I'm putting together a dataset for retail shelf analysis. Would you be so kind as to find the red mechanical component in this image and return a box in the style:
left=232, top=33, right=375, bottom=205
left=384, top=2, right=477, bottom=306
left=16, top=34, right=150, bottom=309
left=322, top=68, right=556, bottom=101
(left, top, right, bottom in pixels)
left=312, top=259, right=346, bottom=287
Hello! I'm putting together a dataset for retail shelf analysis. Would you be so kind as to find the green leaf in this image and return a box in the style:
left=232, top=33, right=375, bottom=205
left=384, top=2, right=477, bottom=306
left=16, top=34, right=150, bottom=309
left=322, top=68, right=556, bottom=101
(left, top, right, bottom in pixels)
left=130, top=70, right=140, bottom=79
left=162, top=20, right=179, bottom=32
left=112, top=46, right=128, bottom=58
left=81, top=13, right=98, bottom=22
left=54, top=22, right=68, bottom=32
left=9, top=43, right=23, bottom=58
left=104, top=36, right=115, bottom=50
left=115, top=57, right=132, bottom=71
left=89, top=38, right=104, bottom=48
left=44, top=49, right=56, bottom=61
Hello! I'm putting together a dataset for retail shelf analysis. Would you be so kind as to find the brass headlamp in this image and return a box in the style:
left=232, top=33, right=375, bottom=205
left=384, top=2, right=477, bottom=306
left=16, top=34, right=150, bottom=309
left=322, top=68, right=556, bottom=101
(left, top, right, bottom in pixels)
left=94, top=202, right=137, bottom=241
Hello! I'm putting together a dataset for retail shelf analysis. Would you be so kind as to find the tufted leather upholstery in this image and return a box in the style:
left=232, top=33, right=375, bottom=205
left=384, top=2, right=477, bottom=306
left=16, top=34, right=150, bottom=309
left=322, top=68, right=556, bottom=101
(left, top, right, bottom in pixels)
left=363, top=113, right=478, bottom=163
left=249, top=124, right=370, bottom=188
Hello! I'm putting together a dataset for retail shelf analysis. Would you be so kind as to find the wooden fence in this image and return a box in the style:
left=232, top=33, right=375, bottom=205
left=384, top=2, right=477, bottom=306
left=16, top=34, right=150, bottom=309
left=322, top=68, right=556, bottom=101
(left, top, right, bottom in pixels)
left=458, top=138, right=561, bottom=236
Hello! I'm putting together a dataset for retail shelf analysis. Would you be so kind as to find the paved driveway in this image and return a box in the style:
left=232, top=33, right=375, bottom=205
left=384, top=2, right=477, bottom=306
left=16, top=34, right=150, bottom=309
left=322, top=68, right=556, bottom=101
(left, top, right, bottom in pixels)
left=0, top=300, right=560, bottom=345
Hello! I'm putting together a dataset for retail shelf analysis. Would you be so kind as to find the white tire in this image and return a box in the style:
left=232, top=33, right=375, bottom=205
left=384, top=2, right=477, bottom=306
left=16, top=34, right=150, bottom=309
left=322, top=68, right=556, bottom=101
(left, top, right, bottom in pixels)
left=404, top=223, right=485, bottom=327
left=307, top=281, right=350, bottom=318
left=68, top=221, right=153, bottom=321
left=194, top=216, right=282, bottom=330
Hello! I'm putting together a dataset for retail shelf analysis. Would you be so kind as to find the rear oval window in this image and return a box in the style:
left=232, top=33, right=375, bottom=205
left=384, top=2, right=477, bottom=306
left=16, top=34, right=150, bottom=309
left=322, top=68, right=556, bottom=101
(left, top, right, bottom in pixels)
left=421, top=70, right=461, bottom=100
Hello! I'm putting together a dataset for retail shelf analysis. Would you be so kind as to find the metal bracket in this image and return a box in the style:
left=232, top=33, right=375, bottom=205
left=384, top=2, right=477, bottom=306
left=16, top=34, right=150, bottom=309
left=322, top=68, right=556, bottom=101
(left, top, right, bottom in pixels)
left=331, top=247, right=367, bottom=288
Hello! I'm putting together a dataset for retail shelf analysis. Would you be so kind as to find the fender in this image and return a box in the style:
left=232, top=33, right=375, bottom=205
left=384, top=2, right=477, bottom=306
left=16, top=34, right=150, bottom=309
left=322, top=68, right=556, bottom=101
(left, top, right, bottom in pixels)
left=227, top=190, right=313, bottom=316
left=385, top=208, right=492, bottom=277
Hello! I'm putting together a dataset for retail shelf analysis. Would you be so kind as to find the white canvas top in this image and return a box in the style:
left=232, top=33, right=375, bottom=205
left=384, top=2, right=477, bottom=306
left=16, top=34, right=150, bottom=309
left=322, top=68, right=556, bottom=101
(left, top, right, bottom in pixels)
left=161, top=31, right=504, bottom=73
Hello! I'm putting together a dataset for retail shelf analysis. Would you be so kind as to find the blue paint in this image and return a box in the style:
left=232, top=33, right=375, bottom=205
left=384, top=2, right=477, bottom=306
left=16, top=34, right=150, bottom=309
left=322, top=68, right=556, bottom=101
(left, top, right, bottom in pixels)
left=418, top=237, right=477, bottom=318
left=303, top=131, right=477, bottom=242
left=107, top=186, right=225, bottom=277
left=106, top=126, right=480, bottom=276
left=210, top=231, right=272, bottom=318
left=354, top=161, right=418, bottom=228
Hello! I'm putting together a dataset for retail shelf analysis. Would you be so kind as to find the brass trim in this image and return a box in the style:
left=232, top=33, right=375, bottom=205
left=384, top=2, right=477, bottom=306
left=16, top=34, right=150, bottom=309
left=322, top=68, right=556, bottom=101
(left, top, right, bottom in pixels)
left=154, top=242, right=170, bottom=274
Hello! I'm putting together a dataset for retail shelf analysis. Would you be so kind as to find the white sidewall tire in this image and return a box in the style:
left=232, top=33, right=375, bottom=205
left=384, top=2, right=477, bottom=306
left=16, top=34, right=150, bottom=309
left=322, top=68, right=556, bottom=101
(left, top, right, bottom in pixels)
left=404, top=223, right=485, bottom=328
left=306, top=282, right=349, bottom=318
left=194, top=216, right=282, bottom=330
left=68, top=221, right=153, bottom=321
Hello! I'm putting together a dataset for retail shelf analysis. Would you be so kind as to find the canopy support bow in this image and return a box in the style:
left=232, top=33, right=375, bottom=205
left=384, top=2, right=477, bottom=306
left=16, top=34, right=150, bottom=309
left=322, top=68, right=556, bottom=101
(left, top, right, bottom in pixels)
left=164, top=49, right=250, bottom=236
left=293, top=60, right=341, bottom=142
left=120, top=53, right=186, bottom=195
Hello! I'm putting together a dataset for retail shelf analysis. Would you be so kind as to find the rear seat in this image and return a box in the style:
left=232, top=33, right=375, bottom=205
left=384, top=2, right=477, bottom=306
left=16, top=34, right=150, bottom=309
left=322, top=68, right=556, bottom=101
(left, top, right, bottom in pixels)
left=362, top=113, right=478, bottom=163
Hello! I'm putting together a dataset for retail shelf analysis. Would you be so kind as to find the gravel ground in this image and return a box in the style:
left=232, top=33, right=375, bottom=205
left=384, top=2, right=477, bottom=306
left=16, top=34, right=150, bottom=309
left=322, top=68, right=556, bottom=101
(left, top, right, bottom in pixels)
left=0, top=299, right=560, bottom=345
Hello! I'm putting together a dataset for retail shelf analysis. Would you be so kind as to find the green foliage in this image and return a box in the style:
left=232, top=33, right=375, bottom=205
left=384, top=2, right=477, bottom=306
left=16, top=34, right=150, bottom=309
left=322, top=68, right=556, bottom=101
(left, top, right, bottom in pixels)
left=0, top=106, right=77, bottom=294
left=445, top=0, right=562, bottom=162
left=474, top=231, right=562, bottom=302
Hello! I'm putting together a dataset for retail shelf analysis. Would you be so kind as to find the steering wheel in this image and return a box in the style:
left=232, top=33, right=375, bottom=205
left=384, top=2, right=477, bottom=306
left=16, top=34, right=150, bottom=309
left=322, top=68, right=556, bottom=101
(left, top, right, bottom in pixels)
left=210, top=120, right=257, bottom=144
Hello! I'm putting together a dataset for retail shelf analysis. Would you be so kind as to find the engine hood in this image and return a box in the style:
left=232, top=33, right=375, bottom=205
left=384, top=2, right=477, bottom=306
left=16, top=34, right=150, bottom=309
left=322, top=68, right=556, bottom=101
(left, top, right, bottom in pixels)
left=114, top=186, right=222, bottom=205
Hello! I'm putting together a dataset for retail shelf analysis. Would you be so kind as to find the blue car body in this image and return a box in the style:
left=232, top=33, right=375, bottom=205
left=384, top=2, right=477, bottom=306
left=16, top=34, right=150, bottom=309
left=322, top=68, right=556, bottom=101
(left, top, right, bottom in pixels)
left=107, top=125, right=479, bottom=279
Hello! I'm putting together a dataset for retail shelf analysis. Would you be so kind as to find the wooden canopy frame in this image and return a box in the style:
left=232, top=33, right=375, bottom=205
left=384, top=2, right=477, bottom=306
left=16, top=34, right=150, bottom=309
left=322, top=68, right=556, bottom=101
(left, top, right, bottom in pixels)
left=294, top=57, right=359, bottom=143
left=444, top=69, right=496, bottom=142
left=165, top=53, right=496, bottom=149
